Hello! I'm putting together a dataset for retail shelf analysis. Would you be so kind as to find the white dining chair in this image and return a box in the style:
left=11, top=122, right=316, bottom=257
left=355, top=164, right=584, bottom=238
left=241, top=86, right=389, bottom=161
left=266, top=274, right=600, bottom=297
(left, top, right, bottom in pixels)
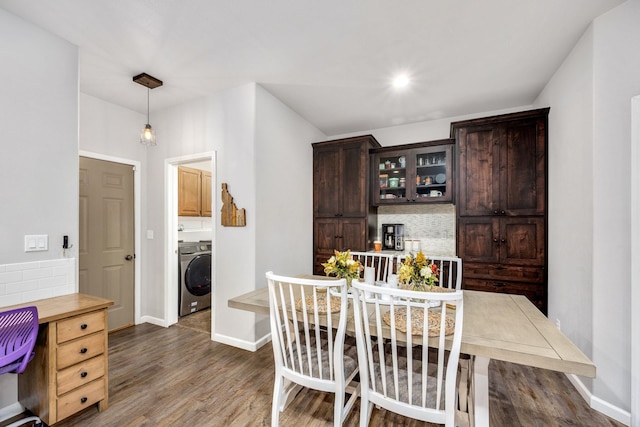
left=350, top=252, right=395, bottom=283
left=265, top=272, right=360, bottom=426
left=350, top=281, right=464, bottom=426
left=396, top=254, right=463, bottom=290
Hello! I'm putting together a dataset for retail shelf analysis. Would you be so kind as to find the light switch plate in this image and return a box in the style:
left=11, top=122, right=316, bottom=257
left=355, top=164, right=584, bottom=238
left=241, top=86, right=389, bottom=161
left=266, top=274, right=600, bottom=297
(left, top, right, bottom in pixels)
left=25, top=234, right=48, bottom=252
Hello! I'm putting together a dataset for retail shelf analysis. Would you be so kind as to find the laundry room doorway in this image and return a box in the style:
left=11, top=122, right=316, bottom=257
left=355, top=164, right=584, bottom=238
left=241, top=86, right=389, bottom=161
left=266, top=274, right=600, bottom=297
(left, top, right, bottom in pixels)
left=165, top=152, right=215, bottom=338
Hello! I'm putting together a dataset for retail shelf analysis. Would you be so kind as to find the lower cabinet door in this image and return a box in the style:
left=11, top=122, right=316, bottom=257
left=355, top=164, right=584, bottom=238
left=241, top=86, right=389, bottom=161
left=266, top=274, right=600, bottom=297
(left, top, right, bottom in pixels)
left=313, top=218, right=367, bottom=275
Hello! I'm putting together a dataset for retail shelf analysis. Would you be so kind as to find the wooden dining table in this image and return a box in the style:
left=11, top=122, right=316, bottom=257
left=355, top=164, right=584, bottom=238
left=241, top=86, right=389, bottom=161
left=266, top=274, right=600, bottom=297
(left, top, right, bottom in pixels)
left=228, top=280, right=595, bottom=427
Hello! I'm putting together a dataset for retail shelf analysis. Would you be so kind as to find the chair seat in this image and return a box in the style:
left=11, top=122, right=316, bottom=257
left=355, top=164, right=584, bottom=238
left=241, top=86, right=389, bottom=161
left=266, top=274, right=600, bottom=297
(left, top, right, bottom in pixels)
left=289, top=337, right=358, bottom=380
left=369, top=361, right=444, bottom=407
left=0, top=351, right=35, bottom=375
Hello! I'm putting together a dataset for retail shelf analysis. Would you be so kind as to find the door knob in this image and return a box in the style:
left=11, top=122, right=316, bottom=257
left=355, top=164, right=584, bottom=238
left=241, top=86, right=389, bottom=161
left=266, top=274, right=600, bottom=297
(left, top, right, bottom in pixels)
left=125, top=255, right=133, bottom=261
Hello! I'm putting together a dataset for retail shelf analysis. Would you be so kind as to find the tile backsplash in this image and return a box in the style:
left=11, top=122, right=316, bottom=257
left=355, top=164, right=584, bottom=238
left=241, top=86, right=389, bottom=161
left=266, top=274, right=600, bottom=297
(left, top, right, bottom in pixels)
left=0, top=258, right=76, bottom=306
left=377, top=204, right=456, bottom=256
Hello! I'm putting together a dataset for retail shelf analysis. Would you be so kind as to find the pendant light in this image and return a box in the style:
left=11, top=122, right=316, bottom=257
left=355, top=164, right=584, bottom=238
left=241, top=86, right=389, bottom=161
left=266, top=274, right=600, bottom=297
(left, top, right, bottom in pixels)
left=133, top=73, right=163, bottom=146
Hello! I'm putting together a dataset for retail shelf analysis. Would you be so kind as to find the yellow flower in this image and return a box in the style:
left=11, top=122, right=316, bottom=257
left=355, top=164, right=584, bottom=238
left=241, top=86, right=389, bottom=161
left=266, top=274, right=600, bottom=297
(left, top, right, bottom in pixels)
left=321, top=250, right=362, bottom=285
left=398, top=251, right=439, bottom=291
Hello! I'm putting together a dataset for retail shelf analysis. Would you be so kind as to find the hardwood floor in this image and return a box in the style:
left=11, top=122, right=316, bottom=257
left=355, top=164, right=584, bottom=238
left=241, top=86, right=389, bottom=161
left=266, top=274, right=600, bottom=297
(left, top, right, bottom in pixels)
left=13, top=322, right=623, bottom=427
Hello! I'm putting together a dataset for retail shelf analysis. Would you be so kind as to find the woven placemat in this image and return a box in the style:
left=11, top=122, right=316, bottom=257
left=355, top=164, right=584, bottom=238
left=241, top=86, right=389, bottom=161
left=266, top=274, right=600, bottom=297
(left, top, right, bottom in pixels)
left=403, top=285, right=455, bottom=293
left=294, top=295, right=342, bottom=314
left=382, top=307, right=455, bottom=336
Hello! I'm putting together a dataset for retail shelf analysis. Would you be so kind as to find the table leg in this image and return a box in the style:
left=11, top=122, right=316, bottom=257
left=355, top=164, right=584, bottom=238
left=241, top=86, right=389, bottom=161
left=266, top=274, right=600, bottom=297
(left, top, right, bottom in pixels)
left=472, top=356, right=490, bottom=427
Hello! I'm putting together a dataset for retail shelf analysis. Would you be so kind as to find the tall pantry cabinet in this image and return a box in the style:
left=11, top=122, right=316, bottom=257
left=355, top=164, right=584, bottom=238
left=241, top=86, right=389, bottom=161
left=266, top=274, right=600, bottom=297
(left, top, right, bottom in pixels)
left=451, top=108, right=549, bottom=313
left=312, top=135, right=380, bottom=275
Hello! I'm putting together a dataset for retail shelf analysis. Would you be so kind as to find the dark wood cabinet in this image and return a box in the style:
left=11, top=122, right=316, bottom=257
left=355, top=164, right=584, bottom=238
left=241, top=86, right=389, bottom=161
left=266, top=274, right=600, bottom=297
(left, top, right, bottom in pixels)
left=313, top=218, right=368, bottom=274
left=371, top=139, right=454, bottom=205
left=312, top=135, right=380, bottom=275
left=314, top=140, right=370, bottom=217
left=457, top=117, right=545, bottom=217
left=457, top=217, right=545, bottom=266
left=452, top=108, right=549, bottom=312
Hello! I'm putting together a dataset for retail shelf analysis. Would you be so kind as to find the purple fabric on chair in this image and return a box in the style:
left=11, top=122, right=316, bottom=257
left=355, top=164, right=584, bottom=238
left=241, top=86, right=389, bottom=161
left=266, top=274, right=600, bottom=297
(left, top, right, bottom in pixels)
left=0, top=306, right=39, bottom=375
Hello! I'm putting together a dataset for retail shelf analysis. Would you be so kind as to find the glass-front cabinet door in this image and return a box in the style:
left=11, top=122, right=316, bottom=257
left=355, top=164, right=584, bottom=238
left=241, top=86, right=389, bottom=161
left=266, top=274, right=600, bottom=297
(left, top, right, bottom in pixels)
left=372, top=140, right=453, bottom=205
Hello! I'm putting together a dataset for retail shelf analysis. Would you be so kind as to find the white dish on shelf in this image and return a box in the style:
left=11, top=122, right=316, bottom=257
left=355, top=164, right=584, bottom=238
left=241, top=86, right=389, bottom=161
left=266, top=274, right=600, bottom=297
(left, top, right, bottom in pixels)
left=435, top=173, right=446, bottom=184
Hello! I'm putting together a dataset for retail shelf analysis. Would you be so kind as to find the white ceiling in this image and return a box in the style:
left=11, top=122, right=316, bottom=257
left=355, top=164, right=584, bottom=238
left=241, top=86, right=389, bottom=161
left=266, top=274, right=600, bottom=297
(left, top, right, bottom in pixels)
left=0, top=0, right=624, bottom=136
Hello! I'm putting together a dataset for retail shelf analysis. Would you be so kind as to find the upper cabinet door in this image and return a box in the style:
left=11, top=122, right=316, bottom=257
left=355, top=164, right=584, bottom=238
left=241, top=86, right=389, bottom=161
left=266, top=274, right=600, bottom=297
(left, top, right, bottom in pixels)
left=313, top=147, right=342, bottom=216
left=178, top=166, right=202, bottom=216
left=372, top=140, right=454, bottom=205
left=313, top=140, right=371, bottom=217
left=502, top=118, right=546, bottom=216
left=340, top=143, right=368, bottom=216
left=457, top=126, right=500, bottom=216
left=456, top=114, right=547, bottom=217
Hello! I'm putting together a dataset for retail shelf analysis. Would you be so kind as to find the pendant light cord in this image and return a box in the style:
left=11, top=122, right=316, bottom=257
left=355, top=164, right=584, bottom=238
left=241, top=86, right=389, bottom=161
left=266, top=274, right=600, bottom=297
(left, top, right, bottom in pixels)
left=147, top=88, right=150, bottom=124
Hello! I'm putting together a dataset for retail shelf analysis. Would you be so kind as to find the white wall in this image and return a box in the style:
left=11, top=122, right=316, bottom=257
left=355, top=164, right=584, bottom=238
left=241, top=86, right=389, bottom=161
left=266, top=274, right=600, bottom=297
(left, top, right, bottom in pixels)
left=534, top=25, right=595, bottom=384
left=253, top=85, right=325, bottom=338
left=0, top=8, right=78, bottom=417
left=138, top=83, right=324, bottom=347
left=0, top=9, right=78, bottom=264
left=534, top=0, right=640, bottom=419
left=330, top=106, right=533, bottom=145
left=591, top=0, right=640, bottom=414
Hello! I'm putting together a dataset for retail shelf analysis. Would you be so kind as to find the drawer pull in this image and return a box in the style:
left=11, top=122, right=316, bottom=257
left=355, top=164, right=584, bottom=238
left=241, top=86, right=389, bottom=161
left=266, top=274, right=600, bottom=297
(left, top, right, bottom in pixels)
left=80, top=348, right=88, bottom=354
left=80, top=371, right=88, bottom=378
left=493, top=282, right=506, bottom=287
left=81, top=397, right=88, bottom=404
left=81, top=323, right=88, bottom=330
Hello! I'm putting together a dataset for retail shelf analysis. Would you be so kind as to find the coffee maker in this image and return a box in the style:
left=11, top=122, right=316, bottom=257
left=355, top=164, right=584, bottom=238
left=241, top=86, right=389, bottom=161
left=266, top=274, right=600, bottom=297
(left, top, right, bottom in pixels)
left=382, top=224, right=404, bottom=251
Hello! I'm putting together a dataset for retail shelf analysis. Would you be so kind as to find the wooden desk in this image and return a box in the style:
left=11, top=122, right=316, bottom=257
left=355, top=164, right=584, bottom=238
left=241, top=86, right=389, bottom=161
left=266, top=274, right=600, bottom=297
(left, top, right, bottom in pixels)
left=3, top=294, right=114, bottom=425
left=228, top=286, right=595, bottom=427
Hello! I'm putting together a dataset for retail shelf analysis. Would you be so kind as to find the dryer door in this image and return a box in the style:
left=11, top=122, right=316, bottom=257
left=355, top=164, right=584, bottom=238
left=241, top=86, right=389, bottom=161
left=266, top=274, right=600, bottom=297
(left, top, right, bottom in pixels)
left=184, top=254, right=211, bottom=296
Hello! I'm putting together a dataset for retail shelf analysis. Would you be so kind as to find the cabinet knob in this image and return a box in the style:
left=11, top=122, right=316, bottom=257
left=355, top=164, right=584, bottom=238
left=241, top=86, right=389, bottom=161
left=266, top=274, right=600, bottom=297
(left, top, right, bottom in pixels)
left=80, top=371, right=88, bottom=378
left=80, top=348, right=88, bottom=354
left=493, top=238, right=499, bottom=243
left=501, top=239, right=506, bottom=243
left=80, top=323, right=88, bottom=330
left=80, top=397, right=88, bottom=404
left=125, top=254, right=133, bottom=261
left=501, top=210, right=506, bottom=215
left=493, top=210, right=499, bottom=215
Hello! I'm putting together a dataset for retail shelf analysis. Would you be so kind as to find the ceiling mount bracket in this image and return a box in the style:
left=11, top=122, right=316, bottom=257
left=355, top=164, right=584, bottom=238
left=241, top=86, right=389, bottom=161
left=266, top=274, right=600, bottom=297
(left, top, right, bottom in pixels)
left=133, top=73, right=163, bottom=89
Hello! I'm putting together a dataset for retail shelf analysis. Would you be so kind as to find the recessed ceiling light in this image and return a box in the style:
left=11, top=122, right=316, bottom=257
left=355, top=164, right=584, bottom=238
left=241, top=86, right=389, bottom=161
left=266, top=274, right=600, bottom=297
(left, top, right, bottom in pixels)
left=392, top=74, right=410, bottom=89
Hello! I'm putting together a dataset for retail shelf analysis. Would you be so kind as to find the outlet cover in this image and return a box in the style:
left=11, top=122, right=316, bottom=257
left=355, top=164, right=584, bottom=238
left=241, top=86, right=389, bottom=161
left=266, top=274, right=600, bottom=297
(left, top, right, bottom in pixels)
left=25, top=234, right=48, bottom=252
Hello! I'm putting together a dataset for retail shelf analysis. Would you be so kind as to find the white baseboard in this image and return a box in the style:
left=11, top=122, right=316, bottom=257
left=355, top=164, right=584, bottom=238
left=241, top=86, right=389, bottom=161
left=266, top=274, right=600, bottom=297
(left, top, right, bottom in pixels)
left=0, top=402, right=25, bottom=423
left=212, top=332, right=271, bottom=352
left=566, top=373, right=631, bottom=426
left=139, top=315, right=168, bottom=327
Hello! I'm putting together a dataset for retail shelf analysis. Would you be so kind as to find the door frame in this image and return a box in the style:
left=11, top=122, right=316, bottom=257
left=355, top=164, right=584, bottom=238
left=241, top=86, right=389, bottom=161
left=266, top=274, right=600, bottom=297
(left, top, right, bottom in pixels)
left=165, top=152, right=216, bottom=336
left=631, top=95, right=639, bottom=427
left=79, top=150, right=142, bottom=325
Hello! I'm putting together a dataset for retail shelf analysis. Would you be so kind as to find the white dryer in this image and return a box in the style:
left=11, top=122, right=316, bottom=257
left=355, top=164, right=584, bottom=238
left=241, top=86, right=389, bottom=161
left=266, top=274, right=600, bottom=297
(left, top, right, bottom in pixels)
left=178, top=241, right=212, bottom=317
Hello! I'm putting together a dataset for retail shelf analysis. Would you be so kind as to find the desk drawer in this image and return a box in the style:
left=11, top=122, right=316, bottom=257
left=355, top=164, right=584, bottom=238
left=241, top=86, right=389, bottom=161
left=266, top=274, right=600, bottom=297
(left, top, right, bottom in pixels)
left=57, top=356, right=105, bottom=395
left=57, top=378, right=105, bottom=422
left=57, top=311, right=106, bottom=343
left=57, top=332, right=105, bottom=370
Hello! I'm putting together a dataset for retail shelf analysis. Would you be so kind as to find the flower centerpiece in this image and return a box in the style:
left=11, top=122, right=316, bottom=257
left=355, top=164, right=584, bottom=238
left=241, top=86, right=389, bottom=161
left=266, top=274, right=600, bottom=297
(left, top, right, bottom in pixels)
left=321, top=250, right=362, bottom=286
left=397, top=251, right=439, bottom=291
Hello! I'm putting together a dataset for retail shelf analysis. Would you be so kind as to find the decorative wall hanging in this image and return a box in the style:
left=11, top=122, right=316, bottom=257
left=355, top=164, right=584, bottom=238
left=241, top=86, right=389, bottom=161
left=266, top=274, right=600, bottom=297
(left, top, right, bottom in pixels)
left=221, top=183, right=246, bottom=227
